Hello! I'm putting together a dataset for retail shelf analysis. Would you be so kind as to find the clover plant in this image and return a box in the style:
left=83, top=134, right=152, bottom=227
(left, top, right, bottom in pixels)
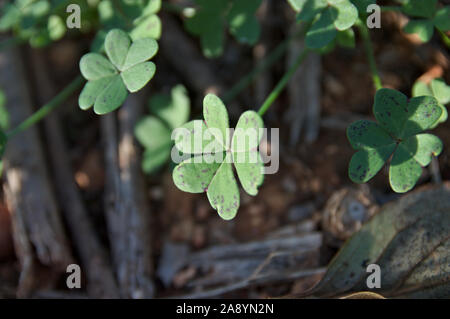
left=185, top=0, right=262, bottom=57
left=401, top=0, right=450, bottom=42
left=347, top=88, right=444, bottom=193
left=0, top=0, right=448, bottom=221
left=135, top=85, right=190, bottom=173
left=288, top=0, right=359, bottom=49
left=172, top=94, right=264, bottom=220
left=412, top=78, right=450, bottom=127
left=92, top=0, right=161, bottom=51
left=79, top=29, right=158, bottom=114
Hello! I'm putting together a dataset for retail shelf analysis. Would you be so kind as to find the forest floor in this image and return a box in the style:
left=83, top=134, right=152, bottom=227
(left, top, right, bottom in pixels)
left=0, top=2, right=449, bottom=298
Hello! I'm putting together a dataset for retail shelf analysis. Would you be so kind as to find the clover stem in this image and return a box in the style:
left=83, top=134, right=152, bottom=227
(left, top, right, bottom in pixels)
left=257, top=49, right=310, bottom=117
left=358, top=21, right=383, bottom=91
left=6, top=76, right=85, bottom=138
left=223, top=27, right=306, bottom=104
left=437, top=29, right=450, bottom=49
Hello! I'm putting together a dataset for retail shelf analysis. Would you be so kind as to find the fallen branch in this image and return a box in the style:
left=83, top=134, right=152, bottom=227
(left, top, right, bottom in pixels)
left=101, top=93, right=155, bottom=298
left=174, top=268, right=326, bottom=299
left=0, top=46, right=73, bottom=297
left=31, top=51, right=119, bottom=298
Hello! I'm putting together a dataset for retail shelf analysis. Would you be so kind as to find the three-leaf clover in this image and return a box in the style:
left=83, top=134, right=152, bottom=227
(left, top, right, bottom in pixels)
left=292, top=0, right=359, bottom=49
left=79, top=29, right=158, bottom=114
left=93, top=0, right=162, bottom=50
left=185, top=0, right=262, bottom=58
left=402, top=0, right=450, bottom=42
left=172, top=94, right=265, bottom=220
left=135, top=85, right=190, bottom=173
left=412, top=78, right=450, bottom=127
left=347, top=88, right=443, bottom=193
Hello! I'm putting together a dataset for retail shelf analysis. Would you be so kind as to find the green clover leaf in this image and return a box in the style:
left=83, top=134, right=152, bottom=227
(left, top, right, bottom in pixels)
left=402, top=0, right=438, bottom=19
left=401, top=0, right=450, bottom=42
left=135, top=85, right=191, bottom=173
left=93, top=0, right=161, bottom=51
left=412, top=78, right=450, bottom=128
left=227, top=0, right=262, bottom=45
left=294, top=0, right=359, bottom=49
left=349, top=0, right=376, bottom=14
left=172, top=94, right=264, bottom=220
left=79, top=29, right=158, bottom=114
left=185, top=0, right=262, bottom=58
left=347, top=88, right=443, bottom=193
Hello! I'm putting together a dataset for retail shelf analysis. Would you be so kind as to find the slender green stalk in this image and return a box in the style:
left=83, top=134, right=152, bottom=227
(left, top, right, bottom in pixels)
left=257, top=49, right=310, bottom=117
left=358, top=20, right=382, bottom=91
left=438, top=29, right=450, bottom=49
left=223, top=31, right=303, bottom=104
left=223, top=23, right=311, bottom=104
left=6, top=76, right=85, bottom=138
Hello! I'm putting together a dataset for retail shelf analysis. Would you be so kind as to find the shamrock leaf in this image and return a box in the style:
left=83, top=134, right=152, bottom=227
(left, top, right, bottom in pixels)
left=294, top=0, right=359, bottom=49
left=401, top=0, right=438, bottom=19
left=401, top=0, right=450, bottom=42
left=412, top=78, right=450, bottom=128
left=172, top=94, right=264, bottom=220
left=347, top=88, right=443, bottom=193
left=79, top=29, right=158, bottom=114
left=185, top=0, right=262, bottom=58
left=135, top=85, right=191, bottom=174
left=93, top=0, right=161, bottom=51
left=227, top=0, right=262, bottom=45
left=349, top=0, right=376, bottom=14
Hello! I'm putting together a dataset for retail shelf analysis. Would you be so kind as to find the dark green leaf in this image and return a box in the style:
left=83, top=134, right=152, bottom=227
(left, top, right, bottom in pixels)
left=307, top=185, right=450, bottom=298
left=402, top=0, right=437, bottom=19
left=306, top=9, right=337, bottom=49
left=403, top=19, right=434, bottom=42
left=227, top=0, right=262, bottom=44
left=434, top=6, right=450, bottom=32
left=297, top=0, right=327, bottom=22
